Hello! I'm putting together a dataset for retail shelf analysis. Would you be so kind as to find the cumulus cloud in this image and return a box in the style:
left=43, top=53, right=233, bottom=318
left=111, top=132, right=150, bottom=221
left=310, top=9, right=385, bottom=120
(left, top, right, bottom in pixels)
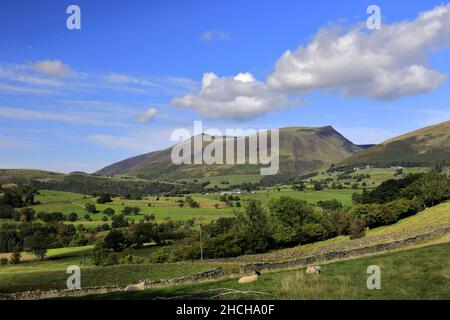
left=138, top=107, right=158, bottom=123
left=172, top=4, right=450, bottom=120
left=171, top=72, right=291, bottom=120
left=267, top=4, right=450, bottom=99
left=32, top=60, right=71, bottom=77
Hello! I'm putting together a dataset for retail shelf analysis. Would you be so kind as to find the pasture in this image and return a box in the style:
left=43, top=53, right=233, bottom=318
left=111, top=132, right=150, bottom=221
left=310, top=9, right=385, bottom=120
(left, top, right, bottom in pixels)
left=87, top=242, right=450, bottom=300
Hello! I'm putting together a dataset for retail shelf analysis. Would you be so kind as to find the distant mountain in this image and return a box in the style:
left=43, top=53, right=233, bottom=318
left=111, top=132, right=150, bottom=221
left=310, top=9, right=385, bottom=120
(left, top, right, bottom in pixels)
left=343, top=120, right=450, bottom=166
left=96, top=126, right=366, bottom=180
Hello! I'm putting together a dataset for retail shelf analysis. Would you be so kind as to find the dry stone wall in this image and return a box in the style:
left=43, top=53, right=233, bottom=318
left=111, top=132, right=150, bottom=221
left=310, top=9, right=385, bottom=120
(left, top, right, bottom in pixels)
left=240, top=226, right=450, bottom=273
left=0, top=268, right=225, bottom=300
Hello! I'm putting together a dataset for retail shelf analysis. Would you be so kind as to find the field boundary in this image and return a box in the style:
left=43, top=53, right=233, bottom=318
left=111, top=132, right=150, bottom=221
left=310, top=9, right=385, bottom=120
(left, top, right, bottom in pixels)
left=0, top=268, right=225, bottom=300
left=240, top=225, right=450, bottom=273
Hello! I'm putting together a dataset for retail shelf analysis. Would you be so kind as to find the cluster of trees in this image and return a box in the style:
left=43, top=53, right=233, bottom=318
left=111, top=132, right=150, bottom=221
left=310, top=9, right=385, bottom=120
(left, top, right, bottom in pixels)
left=0, top=221, right=91, bottom=260
left=149, top=172, right=450, bottom=262
left=91, top=219, right=197, bottom=266
left=353, top=173, right=450, bottom=209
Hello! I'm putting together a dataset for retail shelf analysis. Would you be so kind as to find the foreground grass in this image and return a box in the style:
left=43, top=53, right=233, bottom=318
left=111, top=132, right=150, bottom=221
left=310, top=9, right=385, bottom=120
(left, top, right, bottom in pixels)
left=0, top=261, right=239, bottom=294
left=85, top=242, right=450, bottom=300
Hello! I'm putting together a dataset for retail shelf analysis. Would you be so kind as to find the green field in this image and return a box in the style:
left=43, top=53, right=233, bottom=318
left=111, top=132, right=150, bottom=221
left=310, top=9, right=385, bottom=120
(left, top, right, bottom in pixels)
left=30, top=190, right=235, bottom=224
left=85, top=242, right=450, bottom=300
left=204, top=188, right=358, bottom=207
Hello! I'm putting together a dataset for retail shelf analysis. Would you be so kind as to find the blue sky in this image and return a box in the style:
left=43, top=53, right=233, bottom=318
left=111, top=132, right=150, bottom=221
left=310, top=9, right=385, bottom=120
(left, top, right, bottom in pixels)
left=1, top=0, right=450, bottom=172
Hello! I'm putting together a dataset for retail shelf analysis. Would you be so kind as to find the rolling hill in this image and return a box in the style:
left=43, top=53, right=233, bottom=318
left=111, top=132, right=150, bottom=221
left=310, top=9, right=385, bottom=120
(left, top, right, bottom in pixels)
left=96, top=126, right=369, bottom=180
left=343, top=120, right=450, bottom=166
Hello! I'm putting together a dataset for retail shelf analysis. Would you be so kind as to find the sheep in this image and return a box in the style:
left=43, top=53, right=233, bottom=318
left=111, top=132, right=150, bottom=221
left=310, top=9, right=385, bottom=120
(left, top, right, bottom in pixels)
left=124, top=281, right=146, bottom=292
left=238, top=270, right=261, bottom=284
left=306, top=266, right=322, bottom=274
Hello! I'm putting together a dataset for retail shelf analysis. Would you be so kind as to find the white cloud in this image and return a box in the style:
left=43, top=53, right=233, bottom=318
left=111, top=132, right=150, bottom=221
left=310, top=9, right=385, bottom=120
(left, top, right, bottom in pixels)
left=87, top=127, right=177, bottom=152
left=103, top=73, right=153, bottom=86
left=201, top=30, right=231, bottom=42
left=172, top=4, right=450, bottom=121
left=171, top=72, right=292, bottom=120
left=32, top=60, right=71, bottom=77
left=0, top=106, right=124, bottom=126
left=267, top=4, right=450, bottom=99
left=137, top=107, right=158, bottom=123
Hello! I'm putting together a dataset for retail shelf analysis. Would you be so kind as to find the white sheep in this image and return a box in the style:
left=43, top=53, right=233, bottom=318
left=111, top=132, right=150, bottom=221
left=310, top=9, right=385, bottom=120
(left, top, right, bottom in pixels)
left=306, top=266, right=322, bottom=274
left=124, top=281, right=146, bottom=292
left=238, top=270, right=261, bottom=284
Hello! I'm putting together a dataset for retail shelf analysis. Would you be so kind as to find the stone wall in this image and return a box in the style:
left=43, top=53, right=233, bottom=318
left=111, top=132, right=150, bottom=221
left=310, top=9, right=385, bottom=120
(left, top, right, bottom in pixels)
left=240, top=226, right=450, bottom=273
left=0, top=268, right=225, bottom=300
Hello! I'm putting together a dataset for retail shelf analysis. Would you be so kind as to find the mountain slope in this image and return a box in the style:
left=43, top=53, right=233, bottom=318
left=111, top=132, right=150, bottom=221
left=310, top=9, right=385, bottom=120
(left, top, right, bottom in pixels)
left=343, top=120, right=450, bottom=166
left=96, top=126, right=366, bottom=180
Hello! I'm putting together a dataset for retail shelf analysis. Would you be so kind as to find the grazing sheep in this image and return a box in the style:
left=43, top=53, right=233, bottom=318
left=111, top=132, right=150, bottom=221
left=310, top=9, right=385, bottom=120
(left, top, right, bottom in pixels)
left=124, top=281, right=146, bottom=292
left=306, top=266, right=322, bottom=274
left=238, top=270, right=261, bottom=284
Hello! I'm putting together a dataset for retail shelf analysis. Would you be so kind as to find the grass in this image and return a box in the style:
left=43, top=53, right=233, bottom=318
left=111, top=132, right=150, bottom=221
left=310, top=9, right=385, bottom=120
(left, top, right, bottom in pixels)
left=0, top=259, right=239, bottom=294
left=204, top=188, right=358, bottom=207
left=31, top=190, right=235, bottom=224
left=368, top=201, right=450, bottom=236
left=86, top=242, right=450, bottom=300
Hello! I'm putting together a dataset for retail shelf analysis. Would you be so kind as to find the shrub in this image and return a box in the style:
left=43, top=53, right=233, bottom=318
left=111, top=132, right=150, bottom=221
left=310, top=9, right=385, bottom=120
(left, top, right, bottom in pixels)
left=349, top=218, right=366, bottom=239
left=9, top=248, right=21, bottom=264
left=0, top=257, right=8, bottom=265
left=119, top=254, right=145, bottom=265
left=387, top=198, right=422, bottom=220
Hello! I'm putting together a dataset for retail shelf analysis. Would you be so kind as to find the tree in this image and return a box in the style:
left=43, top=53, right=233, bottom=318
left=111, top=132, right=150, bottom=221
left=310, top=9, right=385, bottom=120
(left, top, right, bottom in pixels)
left=317, top=199, right=343, bottom=211
left=127, top=222, right=158, bottom=249
left=96, top=194, right=112, bottom=204
left=85, top=203, right=98, bottom=213
left=91, top=244, right=110, bottom=266
left=9, top=246, right=21, bottom=264
left=103, top=230, right=126, bottom=252
left=0, top=205, right=14, bottom=219
left=17, top=208, right=35, bottom=222
left=349, top=218, right=366, bottom=239
left=349, top=204, right=387, bottom=228
left=235, top=200, right=272, bottom=253
left=301, top=223, right=326, bottom=244
left=24, top=231, right=51, bottom=260
left=402, top=173, right=450, bottom=208
left=67, top=212, right=78, bottom=222
left=185, top=196, right=200, bottom=208
left=121, top=207, right=133, bottom=215
left=313, top=182, right=323, bottom=191
left=103, top=208, right=115, bottom=216
left=111, top=214, right=129, bottom=228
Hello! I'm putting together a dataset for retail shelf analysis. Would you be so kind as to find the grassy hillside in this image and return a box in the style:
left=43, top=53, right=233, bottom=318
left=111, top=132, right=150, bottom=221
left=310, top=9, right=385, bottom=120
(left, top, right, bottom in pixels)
left=96, top=126, right=365, bottom=180
left=84, top=242, right=450, bottom=300
left=343, top=120, right=450, bottom=166
left=0, top=169, right=66, bottom=184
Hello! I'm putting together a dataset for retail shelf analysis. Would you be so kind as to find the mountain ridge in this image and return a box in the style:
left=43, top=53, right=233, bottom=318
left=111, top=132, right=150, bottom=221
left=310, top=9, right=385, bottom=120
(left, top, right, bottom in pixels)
left=95, top=125, right=367, bottom=180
